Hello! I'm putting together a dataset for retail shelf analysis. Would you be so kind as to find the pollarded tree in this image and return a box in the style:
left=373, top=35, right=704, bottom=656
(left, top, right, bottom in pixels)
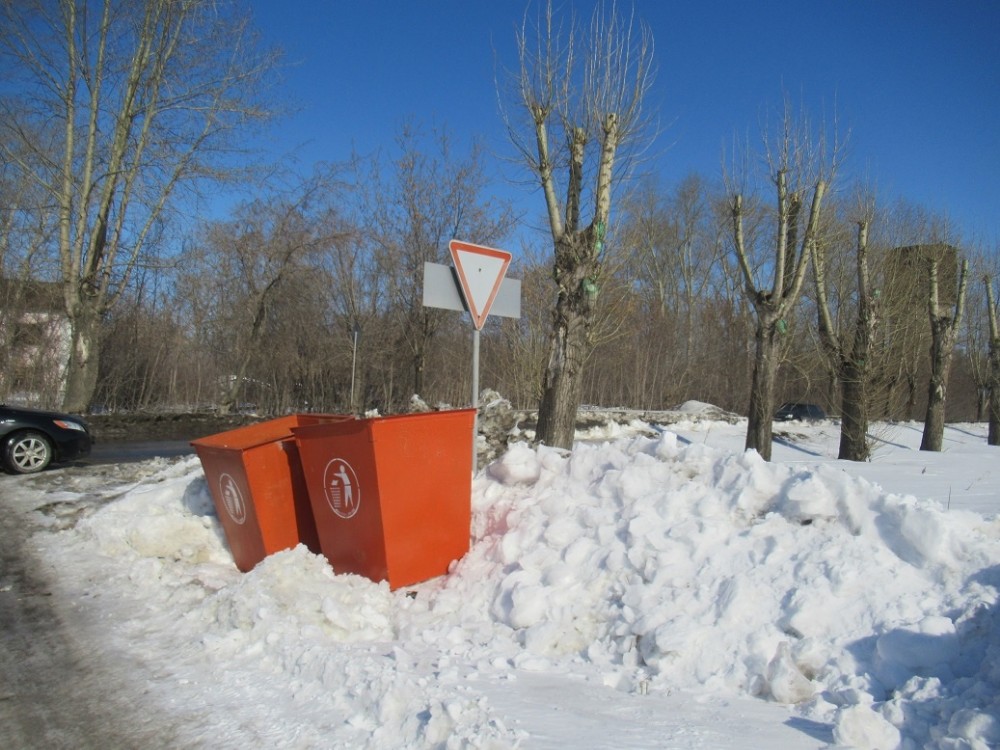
left=875, top=202, right=958, bottom=419
left=731, top=174, right=825, bottom=461
left=814, top=207, right=879, bottom=461
left=504, top=0, right=656, bottom=449
left=728, top=105, right=839, bottom=460
left=920, top=250, right=969, bottom=451
left=0, top=0, right=277, bottom=412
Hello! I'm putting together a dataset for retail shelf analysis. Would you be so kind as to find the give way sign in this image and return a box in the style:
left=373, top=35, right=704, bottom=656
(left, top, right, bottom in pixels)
left=448, top=239, right=512, bottom=330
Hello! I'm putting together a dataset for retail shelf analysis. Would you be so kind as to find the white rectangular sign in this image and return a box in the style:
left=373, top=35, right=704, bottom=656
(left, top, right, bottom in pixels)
left=422, top=262, right=521, bottom=319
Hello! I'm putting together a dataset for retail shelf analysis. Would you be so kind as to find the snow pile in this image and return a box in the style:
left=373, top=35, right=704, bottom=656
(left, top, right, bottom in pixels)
left=26, top=424, right=1000, bottom=748
left=471, top=436, right=1000, bottom=748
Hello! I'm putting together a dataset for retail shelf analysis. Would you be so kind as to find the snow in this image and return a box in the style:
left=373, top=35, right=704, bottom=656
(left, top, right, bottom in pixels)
left=7, top=412, right=1000, bottom=749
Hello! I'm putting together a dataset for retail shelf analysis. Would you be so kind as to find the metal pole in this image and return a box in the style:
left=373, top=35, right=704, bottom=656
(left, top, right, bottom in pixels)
left=471, top=327, right=480, bottom=473
left=350, top=326, right=359, bottom=413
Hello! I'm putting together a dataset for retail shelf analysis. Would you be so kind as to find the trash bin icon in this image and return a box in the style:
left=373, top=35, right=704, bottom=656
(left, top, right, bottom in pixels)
left=293, top=409, right=476, bottom=589
left=191, top=414, right=348, bottom=572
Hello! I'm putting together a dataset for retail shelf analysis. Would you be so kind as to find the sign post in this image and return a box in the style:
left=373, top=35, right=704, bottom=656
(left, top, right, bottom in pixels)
left=449, top=240, right=512, bottom=430
left=422, top=240, right=520, bottom=471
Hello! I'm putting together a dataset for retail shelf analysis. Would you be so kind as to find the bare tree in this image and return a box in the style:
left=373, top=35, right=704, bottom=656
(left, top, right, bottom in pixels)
left=920, top=250, right=969, bottom=451
left=0, top=0, right=276, bottom=411
left=728, top=105, right=838, bottom=460
left=92, top=266, right=182, bottom=411
left=185, top=170, right=351, bottom=414
left=983, top=274, right=999, bottom=446
left=504, top=0, right=655, bottom=448
left=731, top=177, right=824, bottom=460
left=322, top=218, right=382, bottom=414
left=606, top=175, right=740, bottom=409
left=623, top=176, right=725, bottom=364
left=814, top=206, right=879, bottom=460
left=875, top=203, right=958, bottom=419
left=358, top=122, right=512, bottom=401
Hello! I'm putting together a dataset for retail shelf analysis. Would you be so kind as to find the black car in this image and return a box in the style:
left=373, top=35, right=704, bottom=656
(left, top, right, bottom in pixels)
left=0, top=404, right=93, bottom=474
left=774, top=402, right=827, bottom=422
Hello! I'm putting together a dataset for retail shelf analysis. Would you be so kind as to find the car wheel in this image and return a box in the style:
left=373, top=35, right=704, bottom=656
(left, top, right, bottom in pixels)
left=3, top=431, right=53, bottom=474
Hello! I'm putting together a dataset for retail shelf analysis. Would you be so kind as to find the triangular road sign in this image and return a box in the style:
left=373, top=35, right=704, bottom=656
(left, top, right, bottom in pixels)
left=448, top=239, right=512, bottom=330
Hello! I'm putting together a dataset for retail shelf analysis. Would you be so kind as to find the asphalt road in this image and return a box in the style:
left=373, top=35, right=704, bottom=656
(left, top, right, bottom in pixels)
left=0, top=446, right=198, bottom=748
left=85, top=439, right=194, bottom=465
left=1, top=494, right=138, bottom=747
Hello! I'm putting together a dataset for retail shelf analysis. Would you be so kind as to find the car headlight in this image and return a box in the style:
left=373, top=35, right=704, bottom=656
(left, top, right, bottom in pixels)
left=53, top=419, right=86, bottom=432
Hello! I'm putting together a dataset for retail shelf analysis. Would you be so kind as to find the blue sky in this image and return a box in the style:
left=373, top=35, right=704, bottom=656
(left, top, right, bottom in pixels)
left=248, top=0, right=1000, bottom=248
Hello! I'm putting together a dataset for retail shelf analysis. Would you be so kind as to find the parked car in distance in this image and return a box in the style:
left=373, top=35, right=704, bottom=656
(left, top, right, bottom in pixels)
left=0, top=404, right=93, bottom=474
left=774, top=402, right=827, bottom=422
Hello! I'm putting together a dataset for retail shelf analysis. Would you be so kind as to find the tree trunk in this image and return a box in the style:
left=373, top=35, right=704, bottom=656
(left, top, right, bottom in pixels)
left=989, top=353, right=1000, bottom=445
left=976, top=387, right=988, bottom=424
left=61, top=306, right=102, bottom=413
left=535, top=309, right=589, bottom=448
left=536, top=233, right=597, bottom=449
left=920, top=257, right=968, bottom=452
left=745, top=317, right=779, bottom=461
left=839, top=357, right=870, bottom=460
left=920, top=339, right=951, bottom=452
left=814, top=220, right=876, bottom=462
left=986, top=277, right=1000, bottom=446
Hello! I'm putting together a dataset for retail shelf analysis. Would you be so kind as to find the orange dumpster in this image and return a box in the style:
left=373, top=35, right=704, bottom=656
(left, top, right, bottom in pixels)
left=191, top=414, right=348, bottom=572
left=292, top=409, right=476, bottom=589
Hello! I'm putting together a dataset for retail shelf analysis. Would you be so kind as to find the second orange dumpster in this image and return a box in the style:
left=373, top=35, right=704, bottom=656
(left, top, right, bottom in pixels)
left=292, top=409, right=476, bottom=589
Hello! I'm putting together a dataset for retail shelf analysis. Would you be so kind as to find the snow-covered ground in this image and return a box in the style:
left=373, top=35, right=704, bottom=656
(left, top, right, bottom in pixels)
left=6, top=405, right=999, bottom=749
